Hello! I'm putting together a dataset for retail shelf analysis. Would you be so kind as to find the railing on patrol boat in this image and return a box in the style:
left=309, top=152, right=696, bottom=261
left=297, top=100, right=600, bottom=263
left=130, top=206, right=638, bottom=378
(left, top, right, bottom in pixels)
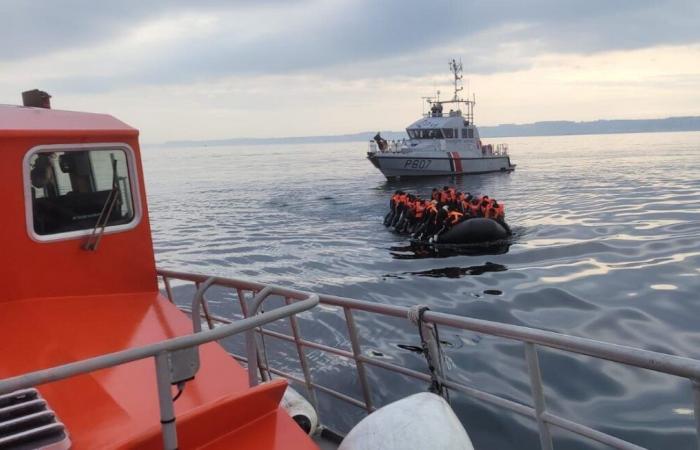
left=369, top=140, right=510, bottom=156
left=158, top=268, right=700, bottom=450
left=368, top=140, right=406, bottom=154
left=482, top=143, right=509, bottom=156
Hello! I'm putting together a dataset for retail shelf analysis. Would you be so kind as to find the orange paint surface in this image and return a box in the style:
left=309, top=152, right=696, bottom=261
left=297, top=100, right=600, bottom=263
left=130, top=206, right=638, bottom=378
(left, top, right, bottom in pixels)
left=0, top=105, right=319, bottom=449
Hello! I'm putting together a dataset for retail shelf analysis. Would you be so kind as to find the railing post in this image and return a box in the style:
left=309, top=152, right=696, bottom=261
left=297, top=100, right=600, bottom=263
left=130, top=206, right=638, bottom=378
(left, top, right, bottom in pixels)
left=285, top=297, right=320, bottom=414
left=237, top=288, right=261, bottom=386
left=154, top=352, right=178, bottom=450
left=344, top=307, right=374, bottom=413
left=162, top=276, right=175, bottom=303
left=692, top=379, right=700, bottom=450
left=524, top=343, right=553, bottom=450
left=193, top=281, right=214, bottom=330
left=245, top=326, right=260, bottom=387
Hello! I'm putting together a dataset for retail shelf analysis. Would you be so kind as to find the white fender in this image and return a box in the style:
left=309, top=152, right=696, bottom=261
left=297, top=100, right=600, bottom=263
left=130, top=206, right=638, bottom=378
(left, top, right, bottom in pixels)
left=281, top=386, right=318, bottom=435
left=339, top=392, right=474, bottom=450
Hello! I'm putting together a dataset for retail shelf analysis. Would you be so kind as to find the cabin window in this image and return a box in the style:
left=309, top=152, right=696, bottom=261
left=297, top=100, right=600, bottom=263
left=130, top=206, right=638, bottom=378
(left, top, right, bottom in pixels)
left=442, top=128, right=454, bottom=139
left=27, top=147, right=137, bottom=237
left=411, top=129, right=444, bottom=139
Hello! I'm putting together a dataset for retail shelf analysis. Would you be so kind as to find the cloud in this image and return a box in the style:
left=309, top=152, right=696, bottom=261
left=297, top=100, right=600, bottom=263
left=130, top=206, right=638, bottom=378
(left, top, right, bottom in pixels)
left=1, top=0, right=699, bottom=141
left=2, top=0, right=699, bottom=92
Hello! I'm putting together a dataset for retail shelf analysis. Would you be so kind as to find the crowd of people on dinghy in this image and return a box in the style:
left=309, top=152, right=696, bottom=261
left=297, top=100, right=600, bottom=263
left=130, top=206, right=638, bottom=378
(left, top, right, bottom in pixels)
left=384, top=186, right=511, bottom=244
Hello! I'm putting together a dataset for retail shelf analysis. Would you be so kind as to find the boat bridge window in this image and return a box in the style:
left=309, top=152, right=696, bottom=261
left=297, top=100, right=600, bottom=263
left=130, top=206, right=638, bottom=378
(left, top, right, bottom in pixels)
left=462, top=128, right=474, bottom=138
left=442, top=128, right=454, bottom=139
left=408, top=129, right=444, bottom=139
left=28, top=148, right=135, bottom=237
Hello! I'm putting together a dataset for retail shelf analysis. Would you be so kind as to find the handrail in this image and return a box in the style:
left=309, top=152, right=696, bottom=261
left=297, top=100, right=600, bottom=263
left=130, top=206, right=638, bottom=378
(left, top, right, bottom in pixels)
left=157, top=268, right=700, bottom=450
left=158, top=269, right=700, bottom=380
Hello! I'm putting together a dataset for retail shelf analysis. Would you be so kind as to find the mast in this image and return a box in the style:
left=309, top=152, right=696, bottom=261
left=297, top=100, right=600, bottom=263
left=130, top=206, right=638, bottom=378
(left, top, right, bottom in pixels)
left=421, top=59, right=476, bottom=123
left=449, top=59, right=463, bottom=101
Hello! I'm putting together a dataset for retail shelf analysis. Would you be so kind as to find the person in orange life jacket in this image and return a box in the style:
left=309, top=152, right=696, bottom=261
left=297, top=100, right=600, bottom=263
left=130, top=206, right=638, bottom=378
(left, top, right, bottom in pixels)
left=412, top=200, right=439, bottom=240
left=394, top=193, right=416, bottom=231
left=428, top=205, right=451, bottom=242
left=384, top=190, right=402, bottom=226
left=448, top=187, right=458, bottom=206
left=479, top=195, right=491, bottom=217
left=469, top=196, right=482, bottom=217
left=458, top=192, right=472, bottom=215
left=414, top=200, right=426, bottom=221
left=404, top=198, right=428, bottom=234
left=438, top=186, right=451, bottom=205
left=490, top=199, right=512, bottom=234
left=491, top=200, right=505, bottom=220
left=430, top=206, right=465, bottom=243
left=484, top=198, right=504, bottom=220
left=391, top=191, right=409, bottom=227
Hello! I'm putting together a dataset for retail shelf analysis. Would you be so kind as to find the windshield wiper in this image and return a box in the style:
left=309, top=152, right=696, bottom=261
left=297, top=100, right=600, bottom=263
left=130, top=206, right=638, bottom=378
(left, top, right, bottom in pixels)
left=83, top=157, right=121, bottom=251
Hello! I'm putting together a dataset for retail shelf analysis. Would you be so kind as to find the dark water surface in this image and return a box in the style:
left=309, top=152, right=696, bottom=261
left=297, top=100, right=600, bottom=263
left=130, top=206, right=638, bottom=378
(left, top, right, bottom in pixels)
left=144, top=132, right=700, bottom=449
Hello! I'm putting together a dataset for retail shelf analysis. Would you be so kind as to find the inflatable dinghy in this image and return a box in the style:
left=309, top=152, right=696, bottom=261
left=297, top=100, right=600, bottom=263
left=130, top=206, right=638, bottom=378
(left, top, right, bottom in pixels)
left=434, top=217, right=509, bottom=244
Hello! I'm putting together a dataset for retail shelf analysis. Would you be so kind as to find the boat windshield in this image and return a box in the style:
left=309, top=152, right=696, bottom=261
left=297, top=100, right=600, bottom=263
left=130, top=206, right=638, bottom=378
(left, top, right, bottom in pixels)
left=407, top=129, right=444, bottom=139
left=28, top=148, right=135, bottom=236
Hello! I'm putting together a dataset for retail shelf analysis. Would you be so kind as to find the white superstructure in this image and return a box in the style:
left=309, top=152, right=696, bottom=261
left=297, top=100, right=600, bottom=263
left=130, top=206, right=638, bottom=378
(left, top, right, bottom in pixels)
left=367, top=60, right=515, bottom=179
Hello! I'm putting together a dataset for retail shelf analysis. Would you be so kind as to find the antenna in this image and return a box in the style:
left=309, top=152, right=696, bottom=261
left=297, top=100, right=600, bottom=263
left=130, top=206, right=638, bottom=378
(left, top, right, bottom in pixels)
left=449, top=58, right=464, bottom=101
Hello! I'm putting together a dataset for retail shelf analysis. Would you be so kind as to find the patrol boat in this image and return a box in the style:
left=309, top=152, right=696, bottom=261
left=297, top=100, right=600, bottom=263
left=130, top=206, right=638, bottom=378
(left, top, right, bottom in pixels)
left=367, top=60, right=516, bottom=179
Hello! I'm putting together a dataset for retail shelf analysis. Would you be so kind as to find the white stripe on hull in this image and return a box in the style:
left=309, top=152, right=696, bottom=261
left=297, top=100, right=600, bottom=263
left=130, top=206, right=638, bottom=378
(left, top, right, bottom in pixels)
left=370, top=154, right=514, bottom=178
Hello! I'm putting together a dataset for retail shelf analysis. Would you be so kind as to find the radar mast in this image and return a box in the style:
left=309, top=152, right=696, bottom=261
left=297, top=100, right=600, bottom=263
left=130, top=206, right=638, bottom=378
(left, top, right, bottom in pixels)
left=422, top=58, right=476, bottom=123
left=449, top=59, right=464, bottom=101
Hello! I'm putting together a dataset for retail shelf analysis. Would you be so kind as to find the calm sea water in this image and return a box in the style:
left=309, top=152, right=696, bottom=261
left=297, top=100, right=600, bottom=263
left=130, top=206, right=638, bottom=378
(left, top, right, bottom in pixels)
left=143, top=132, right=700, bottom=449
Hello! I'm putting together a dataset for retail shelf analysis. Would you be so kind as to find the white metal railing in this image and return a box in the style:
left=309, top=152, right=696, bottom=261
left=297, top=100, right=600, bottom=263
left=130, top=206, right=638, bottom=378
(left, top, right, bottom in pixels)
left=158, top=268, right=700, bottom=450
left=367, top=140, right=406, bottom=154
left=480, top=143, right=509, bottom=156
left=0, top=285, right=318, bottom=450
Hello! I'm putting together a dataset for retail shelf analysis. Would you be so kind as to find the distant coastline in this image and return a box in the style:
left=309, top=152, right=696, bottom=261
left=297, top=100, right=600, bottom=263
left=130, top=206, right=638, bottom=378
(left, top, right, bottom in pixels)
left=162, top=116, right=700, bottom=147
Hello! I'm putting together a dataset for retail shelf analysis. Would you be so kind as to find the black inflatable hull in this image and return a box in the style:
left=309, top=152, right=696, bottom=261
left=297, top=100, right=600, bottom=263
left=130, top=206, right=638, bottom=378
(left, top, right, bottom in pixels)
left=435, top=218, right=509, bottom=244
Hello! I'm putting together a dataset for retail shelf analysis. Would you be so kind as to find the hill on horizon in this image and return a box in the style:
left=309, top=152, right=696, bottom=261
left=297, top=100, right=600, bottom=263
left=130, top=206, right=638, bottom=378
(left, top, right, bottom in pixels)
left=161, top=115, right=700, bottom=147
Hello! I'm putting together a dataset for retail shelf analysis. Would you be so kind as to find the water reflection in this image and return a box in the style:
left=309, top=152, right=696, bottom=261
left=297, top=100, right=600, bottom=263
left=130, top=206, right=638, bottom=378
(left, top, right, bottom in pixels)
left=390, top=241, right=512, bottom=259
left=385, top=261, right=508, bottom=279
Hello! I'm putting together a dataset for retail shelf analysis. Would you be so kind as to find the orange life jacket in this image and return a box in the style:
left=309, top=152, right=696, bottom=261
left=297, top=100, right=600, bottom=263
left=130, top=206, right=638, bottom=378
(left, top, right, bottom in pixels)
left=447, top=210, right=463, bottom=225
left=492, top=202, right=505, bottom=220
left=485, top=204, right=498, bottom=219
left=480, top=197, right=491, bottom=215
left=470, top=196, right=482, bottom=216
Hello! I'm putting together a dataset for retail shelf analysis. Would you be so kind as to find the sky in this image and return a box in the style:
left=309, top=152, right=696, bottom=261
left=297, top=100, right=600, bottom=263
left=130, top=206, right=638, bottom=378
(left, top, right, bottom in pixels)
left=1, top=0, right=700, bottom=143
